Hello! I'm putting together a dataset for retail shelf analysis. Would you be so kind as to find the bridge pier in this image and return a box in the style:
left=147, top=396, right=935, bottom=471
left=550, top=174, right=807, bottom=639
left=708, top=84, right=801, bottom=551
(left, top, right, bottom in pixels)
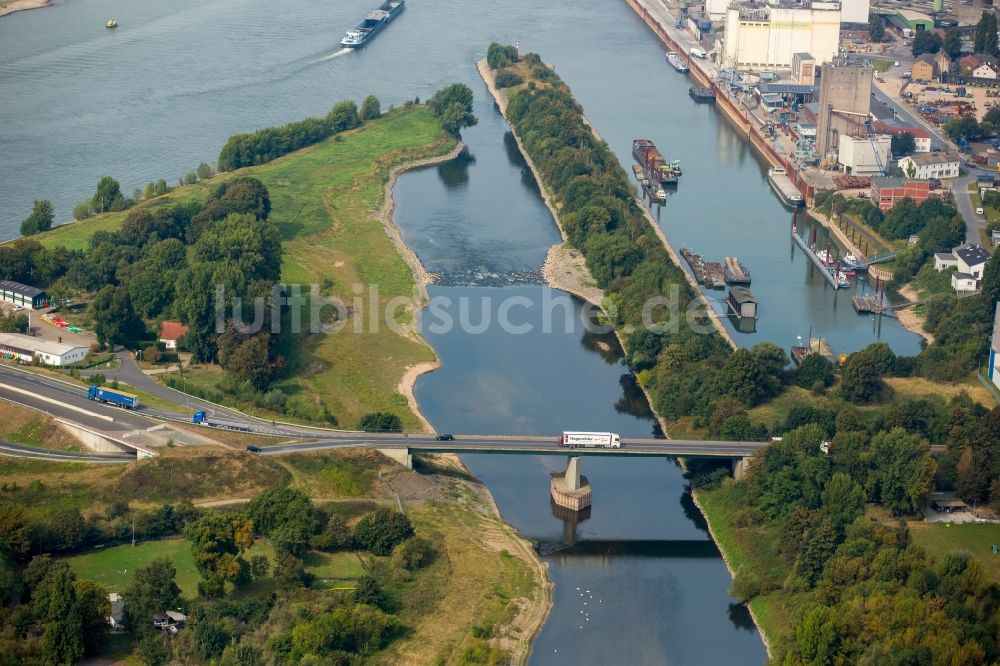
left=376, top=447, right=412, bottom=470
left=731, top=456, right=750, bottom=481
left=550, top=456, right=592, bottom=512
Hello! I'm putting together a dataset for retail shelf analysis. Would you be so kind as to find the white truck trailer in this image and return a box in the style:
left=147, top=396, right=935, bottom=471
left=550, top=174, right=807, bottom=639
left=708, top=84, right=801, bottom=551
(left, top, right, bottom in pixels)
left=557, top=431, right=622, bottom=449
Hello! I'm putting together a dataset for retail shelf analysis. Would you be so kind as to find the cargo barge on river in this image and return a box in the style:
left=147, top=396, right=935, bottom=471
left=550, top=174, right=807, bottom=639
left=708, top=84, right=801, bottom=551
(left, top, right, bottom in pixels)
left=724, top=256, right=751, bottom=284
left=633, top=139, right=682, bottom=186
left=680, top=248, right=725, bottom=289
left=688, top=86, right=715, bottom=103
left=340, top=0, right=405, bottom=48
left=666, top=51, right=689, bottom=73
left=767, top=167, right=804, bottom=208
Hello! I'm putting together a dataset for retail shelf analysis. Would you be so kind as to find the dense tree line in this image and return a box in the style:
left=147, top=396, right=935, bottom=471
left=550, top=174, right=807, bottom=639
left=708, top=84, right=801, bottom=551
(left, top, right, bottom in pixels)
left=705, top=419, right=1000, bottom=664
left=217, top=96, right=384, bottom=171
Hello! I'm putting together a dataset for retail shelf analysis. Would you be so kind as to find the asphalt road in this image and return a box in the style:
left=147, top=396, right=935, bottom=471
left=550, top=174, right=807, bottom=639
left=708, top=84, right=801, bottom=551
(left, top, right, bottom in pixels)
left=0, top=440, right=134, bottom=463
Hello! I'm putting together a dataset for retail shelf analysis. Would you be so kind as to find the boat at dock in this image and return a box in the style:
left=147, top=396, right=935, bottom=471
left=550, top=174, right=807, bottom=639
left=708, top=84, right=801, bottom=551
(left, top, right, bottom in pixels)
left=688, top=85, right=715, bottom=103
left=767, top=167, right=804, bottom=208
left=340, top=0, right=405, bottom=48
left=791, top=223, right=852, bottom=289
left=680, top=248, right=725, bottom=289
left=724, top=256, right=751, bottom=284
left=791, top=335, right=835, bottom=365
left=631, top=164, right=649, bottom=187
left=632, top=139, right=682, bottom=186
left=726, top=286, right=758, bottom=320
left=666, top=51, right=689, bottom=73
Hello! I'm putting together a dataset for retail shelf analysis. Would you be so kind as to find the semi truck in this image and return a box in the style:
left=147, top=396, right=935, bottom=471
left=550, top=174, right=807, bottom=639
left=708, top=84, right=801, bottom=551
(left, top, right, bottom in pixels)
left=557, top=432, right=622, bottom=449
left=87, top=386, right=138, bottom=409
left=192, top=410, right=255, bottom=432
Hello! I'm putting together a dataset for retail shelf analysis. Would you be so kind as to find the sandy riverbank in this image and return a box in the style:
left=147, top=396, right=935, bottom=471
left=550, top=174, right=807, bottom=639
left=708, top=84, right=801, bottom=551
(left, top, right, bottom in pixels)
left=0, top=0, right=49, bottom=17
left=378, top=141, right=464, bottom=433
left=895, top=284, right=935, bottom=344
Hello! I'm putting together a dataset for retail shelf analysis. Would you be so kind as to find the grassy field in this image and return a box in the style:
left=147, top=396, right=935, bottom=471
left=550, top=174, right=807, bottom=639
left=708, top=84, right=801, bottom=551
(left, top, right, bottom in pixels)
left=64, top=539, right=200, bottom=596
left=0, top=401, right=83, bottom=450
left=64, top=537, right=367, bottom=598
left=910, top=521, right=1000, bottom=583
left=34, top=106, right=457, bottom=430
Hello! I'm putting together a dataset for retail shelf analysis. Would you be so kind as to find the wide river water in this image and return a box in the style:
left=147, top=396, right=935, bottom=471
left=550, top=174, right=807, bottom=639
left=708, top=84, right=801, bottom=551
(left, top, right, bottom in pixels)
left=1, top=0, right=927, bottom=662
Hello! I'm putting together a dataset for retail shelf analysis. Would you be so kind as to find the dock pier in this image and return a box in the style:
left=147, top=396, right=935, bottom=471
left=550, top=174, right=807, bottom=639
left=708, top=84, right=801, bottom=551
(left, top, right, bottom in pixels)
left=790, top=228, right=847, bottom=289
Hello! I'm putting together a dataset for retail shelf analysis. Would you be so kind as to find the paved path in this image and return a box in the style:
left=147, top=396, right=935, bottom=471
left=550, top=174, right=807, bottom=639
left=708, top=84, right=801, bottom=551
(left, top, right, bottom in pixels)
left=0, top=440, right=133, bottom=463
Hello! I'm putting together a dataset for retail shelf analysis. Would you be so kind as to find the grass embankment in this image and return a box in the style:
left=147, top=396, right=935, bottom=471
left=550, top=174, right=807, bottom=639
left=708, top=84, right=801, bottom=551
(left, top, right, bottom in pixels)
left=0, top=401, right=83, bottom=450
left=695, top=484, right=794, bottom=652
left=35, top=107, right=458, bottom=431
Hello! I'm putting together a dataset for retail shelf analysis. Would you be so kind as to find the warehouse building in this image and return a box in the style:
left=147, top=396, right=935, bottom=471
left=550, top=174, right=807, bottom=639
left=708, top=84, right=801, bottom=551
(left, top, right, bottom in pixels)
left=0, top=280, right=48, bottom=310
left=0, top=332, right=88, bottom=366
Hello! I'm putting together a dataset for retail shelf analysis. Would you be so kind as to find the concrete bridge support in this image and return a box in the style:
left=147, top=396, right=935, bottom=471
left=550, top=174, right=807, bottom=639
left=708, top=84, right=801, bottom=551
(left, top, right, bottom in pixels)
left=550, top=456, right=592, bottom=512
left=731, top=456, right=750, bottom=481
left=376, top=447, right=413, bottom=470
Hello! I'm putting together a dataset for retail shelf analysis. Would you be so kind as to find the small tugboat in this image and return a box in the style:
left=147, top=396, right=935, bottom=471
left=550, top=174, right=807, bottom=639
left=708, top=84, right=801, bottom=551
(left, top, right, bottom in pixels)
left=106, top=17, right=118, bottom=29
left=688, top=85, right=716, bottom=103
left=666, top=51, right=689, bottom=73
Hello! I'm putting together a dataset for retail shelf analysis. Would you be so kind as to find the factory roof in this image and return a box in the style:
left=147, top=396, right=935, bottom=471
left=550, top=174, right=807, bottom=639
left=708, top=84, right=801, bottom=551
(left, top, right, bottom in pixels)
left=758, top=83, right=817, bottom=95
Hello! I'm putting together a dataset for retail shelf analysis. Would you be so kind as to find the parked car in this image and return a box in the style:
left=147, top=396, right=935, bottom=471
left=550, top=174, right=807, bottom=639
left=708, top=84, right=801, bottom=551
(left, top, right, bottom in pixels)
left=435, top=433, right=454, bottom=441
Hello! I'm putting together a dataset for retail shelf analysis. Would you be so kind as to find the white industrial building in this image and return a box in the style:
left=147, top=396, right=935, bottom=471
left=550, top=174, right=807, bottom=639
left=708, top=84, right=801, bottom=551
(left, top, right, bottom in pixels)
left=897, top=153, right=960, bottom=179
left=837, top=133, right=890, bottom=175
left=839, top=0, right=870, bottom=24
left=722, top=0, right=842, bottom=69
left=0, top=332, right=88, bottom=366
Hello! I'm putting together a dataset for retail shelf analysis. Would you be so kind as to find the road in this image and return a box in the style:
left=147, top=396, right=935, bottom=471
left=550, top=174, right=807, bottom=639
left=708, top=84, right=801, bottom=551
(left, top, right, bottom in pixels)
left=0, top=440, right=134, bottom=463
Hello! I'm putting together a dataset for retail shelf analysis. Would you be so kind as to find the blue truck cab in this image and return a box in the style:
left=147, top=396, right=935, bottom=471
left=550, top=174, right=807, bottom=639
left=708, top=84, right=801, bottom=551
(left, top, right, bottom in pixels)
left=192, top=411, right=207, bottom=424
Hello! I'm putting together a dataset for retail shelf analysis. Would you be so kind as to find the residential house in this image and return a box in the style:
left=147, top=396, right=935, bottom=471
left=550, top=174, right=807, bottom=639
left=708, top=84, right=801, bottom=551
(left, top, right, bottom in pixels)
left=934, top=243, right=991, bottom=292
left=974, top=62, right=999, bottom=79
left=911, top=54, right=937, bottom=81
left=959, top=54, right=981, bottom=73
left=157, top=321, right=189, bottom=350
left=897, top=152, right=960, bottom=179
left=870, top=177, right=931, bottom=211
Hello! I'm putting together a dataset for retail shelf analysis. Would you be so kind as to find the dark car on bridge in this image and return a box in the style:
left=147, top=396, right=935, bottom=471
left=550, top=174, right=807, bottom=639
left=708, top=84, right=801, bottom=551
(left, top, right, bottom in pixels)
left=245, top=445, right=262, bottom=453
left=435, top=433, right=454, bottom=441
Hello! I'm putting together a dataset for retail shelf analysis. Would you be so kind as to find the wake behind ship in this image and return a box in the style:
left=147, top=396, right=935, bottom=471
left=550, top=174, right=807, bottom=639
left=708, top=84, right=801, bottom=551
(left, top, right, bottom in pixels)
left=341, top=0, right=405, bottom=48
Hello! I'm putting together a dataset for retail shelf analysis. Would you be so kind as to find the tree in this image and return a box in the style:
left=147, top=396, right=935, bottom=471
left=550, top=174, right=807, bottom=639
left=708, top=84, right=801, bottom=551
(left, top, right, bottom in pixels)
left=75, top=580, right=110, bottom=655
left=249, top=554, right=270, bottom=581
left=353, top=575, right=385, bottom=609
left=975, top=11, right=999, bottom=57
left=868, top=14, right=885, bottom=43
left=196, top=162, right=213, bottom=180
left=33, top=563, right=84, bottom=666
left=912, top=30, right=942, bottom=57
left=944, top=114, right=981, bottom=141
left=274, top=551, right=309, bottom=591
left=92, top=176, right=124, bottom=213
left=90, top=285, right=144, bottom=346
left=326, top=100, right=359, bottom=133
left=20, top=199, right=54, bottom=236
left=0, top=499, right=33, bottom=556
left=981, top=248, right=1000, bottom=307
left=839, top=350, right=884, bottom=404
left=821, top=473, right=866, bottom=533
left=794, top=606, right=839, bottom=664
left=359, top=95, right=381, bottom=121
left=429, top=83, right=477, bottom=136
left=184, top=171, right=198, bottom=185
left=143, top=181, right=156, bottom=199
left=795, top=353, right=834, bottom=390
left=223, top=331, right=276, bottom=392
left=137, top=636, right=170, bottom=666
left=49, top=507, right=86, bottom=551
left=715, top=347, right=782, bottom=406
left=943, top=28, right=962, bottom=61
left=184, top=513, right=254, bottom=592
left=487, top=42, right=519, bottom=69
left=891, top=132, right=917, bottom=157
left=73, top=199, right=94, bottom=220
left=154, top=179, right=168, bottom=196
left=359, top=412, right=403, bottom=432
left=353, top=508, right=413, bottom=556
left=868, top=428, right=936, bottom=515
left=312, top=513, right=352, bottom=551
left=123, top=558, right=181, bottom=639
left=795, top=517, right=838, bottom=585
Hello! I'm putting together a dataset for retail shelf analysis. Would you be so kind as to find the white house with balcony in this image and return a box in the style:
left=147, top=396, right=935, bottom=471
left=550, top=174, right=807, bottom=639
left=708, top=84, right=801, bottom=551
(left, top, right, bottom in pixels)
left=897, top=153, right=960, bottom=179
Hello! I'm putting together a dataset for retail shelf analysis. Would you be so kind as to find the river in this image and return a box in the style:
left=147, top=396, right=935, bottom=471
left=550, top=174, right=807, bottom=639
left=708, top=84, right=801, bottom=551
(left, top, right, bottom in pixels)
left=2, top=0, right=923, bottom=662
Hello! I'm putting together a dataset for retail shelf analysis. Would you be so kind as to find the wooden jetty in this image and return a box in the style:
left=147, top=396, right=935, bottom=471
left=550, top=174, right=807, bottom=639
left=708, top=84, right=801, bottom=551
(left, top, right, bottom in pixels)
left=724, top=256, right=751, bottom=284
